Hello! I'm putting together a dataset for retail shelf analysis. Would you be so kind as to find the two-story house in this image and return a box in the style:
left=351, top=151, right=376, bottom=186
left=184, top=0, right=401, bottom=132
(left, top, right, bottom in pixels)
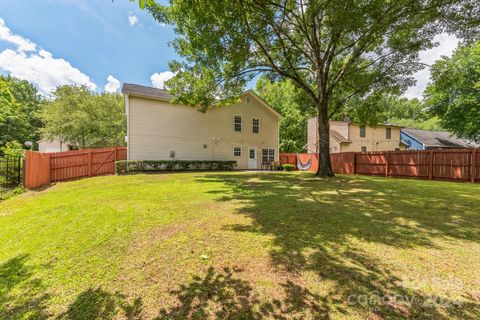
left=307, top=119, right=406, bottom=153
left=122, top=84, right=280, bottom=169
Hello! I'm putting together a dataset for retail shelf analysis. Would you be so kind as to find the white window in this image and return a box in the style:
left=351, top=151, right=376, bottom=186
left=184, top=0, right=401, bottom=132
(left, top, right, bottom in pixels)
left=361, top=146, right=367, bottom=152
left=262, top=148, right=275, bottom=162
left=252, top=118, right=259, bottom=133
left=386, top=127, right=392, bottom=139
left=249, top=148, right=255, bottom=159
left=234, top=115, right=242, bottom=132
left=233, top=146, right=242, bottom=157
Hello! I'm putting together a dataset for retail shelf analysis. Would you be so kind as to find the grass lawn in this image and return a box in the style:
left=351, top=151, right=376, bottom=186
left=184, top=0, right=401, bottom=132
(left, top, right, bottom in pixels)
left=1, top=172, right=479, bottom=319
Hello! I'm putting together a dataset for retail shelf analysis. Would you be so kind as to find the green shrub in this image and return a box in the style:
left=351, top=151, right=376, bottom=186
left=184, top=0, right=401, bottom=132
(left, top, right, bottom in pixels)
left=116, top=160, right=237, bottom=175
left=282, top=164, right=295, bottom=171
left=1, top=141, right=25, bottom=158
left=0, top=186, right=24, bottom=201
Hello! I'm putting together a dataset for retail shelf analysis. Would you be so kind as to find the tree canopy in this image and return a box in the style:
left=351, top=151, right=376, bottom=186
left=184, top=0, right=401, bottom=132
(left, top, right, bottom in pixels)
left=344, top=93, right=444, bottom=130
left=425, top=41, right=480, bottom=142
left=41, top=86, right=126, bottom=149
left=0, top=76, right=44, bottom=150
left=256, top=77, right=313, bottom=152
left=145, top=0, right=478, bottom=176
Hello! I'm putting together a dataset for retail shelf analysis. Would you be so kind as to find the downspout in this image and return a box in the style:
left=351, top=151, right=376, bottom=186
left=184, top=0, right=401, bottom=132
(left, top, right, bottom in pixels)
left=125, top=93, right=130, bottom=160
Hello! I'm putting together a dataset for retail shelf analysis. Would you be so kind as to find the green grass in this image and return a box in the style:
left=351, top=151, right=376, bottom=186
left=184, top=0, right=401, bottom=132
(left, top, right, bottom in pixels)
left=1, top=172, right=479, bottom=319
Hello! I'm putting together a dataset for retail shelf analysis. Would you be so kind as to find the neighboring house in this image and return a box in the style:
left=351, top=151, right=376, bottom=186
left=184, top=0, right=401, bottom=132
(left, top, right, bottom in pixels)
left=400, top=128, right=479, bottom=150
left=307, top=119, right=406, bottom=153
left=122, top=84, right=280, bottom=169
left=38, top=138, right=76, bottom=153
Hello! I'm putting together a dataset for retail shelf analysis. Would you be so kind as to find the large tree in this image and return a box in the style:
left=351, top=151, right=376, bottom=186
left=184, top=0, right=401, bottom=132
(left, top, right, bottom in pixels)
left=425, top=41, right=480, bottom=142
left=41, top=86, right=126, bottom=149
left=0, top=76, right=44, bottom=150
left=139, top=0, right=477, bottom=176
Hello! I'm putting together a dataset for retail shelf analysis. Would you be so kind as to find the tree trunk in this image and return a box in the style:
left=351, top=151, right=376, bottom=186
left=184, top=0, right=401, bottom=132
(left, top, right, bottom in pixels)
left=316, top=100, right=335, bottom=177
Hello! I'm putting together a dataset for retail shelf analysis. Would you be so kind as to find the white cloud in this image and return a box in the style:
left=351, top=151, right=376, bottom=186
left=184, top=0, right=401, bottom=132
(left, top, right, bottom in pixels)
left=128, top=14, right=138, bottom=27
left=0, top=18, right=36, bottom=53
left=0, top=18, right=96, bottom=96
left=404, top=33, right=459, bottom=99
left=150, top=71, right=175, bottom=89
left=104, top=75, right=120, bottom=93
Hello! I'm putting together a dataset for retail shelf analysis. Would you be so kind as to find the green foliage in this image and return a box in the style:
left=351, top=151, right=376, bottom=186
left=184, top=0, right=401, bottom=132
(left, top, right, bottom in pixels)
left=0, top=186, right=24, bottom=201
left=387, top=117, right=444, bottom=131
left=425, top=41, right=480, bottom=142
left=146, top=0, right=478, bottom=176
left=256, top=77, right=312, bottom=152
left=0, top=76, right=43, bottom=149
left=116, top=160, right=237, bottom=174
left=0, top=141, right=25, bottom=158
left=131, top=0, right=155, bottom=9
left=345, top=93, right=444, bottom=130
left=282, top=164, right=295, bottom=171
left=41, top=86, right=126, bottom=149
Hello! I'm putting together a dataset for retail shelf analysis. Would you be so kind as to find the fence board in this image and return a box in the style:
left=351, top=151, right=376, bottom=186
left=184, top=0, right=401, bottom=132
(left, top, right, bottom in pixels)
left=24, top=151, right=51, bottom=189
left=24, top=147, right=126, bottom=189
left=280, top=148, right=479, bottom=183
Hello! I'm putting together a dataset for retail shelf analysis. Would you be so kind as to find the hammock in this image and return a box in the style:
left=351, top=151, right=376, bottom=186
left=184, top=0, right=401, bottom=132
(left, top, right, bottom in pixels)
left=297, top=155, right=312, bottom=171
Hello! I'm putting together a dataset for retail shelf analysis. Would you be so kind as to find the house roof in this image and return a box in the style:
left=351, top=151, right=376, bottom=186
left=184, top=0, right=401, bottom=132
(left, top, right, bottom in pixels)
left=327, top=119, right=403, bottom=128
left=122, top=83, right=280, bottom=118
left=122, top=83, right=174, bottom=101
left=330, top=129, right=351, bottom=143
left=401, top=128, right=478, bottom=148
left=313, top=129, right=351, bottom=146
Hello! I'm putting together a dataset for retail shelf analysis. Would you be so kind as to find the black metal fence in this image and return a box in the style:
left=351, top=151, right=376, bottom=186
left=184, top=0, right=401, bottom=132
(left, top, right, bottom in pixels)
left=0, top=157, right=23, bottom=196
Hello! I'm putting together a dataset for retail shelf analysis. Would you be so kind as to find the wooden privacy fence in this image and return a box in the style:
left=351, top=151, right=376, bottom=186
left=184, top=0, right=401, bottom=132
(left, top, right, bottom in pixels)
left=280, top=148, right=480, bottom=183
left=24, top=147, right=127, bottom=189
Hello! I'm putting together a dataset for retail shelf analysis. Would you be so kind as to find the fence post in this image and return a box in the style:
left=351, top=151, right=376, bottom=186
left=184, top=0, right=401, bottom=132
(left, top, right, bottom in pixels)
left=17, top=157, right=21, bottom=185
left=428, top=150, right=434, bottom=180
left=353, top=153, right=356, bottom=174
left=88, top=150, right=93, bottom=177
left=385, top=151, right=389, bottom=178
left=472, top=148, right=477, bottom=183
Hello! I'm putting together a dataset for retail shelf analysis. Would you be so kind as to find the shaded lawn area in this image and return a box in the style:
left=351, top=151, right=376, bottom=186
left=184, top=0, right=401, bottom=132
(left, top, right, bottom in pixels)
left=1, top=172, right=479, bottom=319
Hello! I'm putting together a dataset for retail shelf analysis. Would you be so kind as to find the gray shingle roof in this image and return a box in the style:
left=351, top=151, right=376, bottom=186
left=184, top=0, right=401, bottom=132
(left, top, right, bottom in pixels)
left=122, top=83, right=174, bottom=100
left=402, top=128, right=478, bottom=148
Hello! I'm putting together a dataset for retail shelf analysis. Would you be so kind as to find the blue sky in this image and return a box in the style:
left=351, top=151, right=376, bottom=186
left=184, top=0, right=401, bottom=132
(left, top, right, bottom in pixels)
left=0, top=0, right=178, bottom=95
left=0, top=0, right=459, bottom=98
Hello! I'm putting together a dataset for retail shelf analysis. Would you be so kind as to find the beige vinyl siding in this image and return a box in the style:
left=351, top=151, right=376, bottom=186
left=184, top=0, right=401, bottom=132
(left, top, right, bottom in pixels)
left=306, top=118, right=318, bottom=153
left=128, top=93, right=279, bottom=169
left=307, top=120, right=404, bottom=153
left=38, top=140, right=70, bottom=153
left=341, top=123, right=402, bottom=152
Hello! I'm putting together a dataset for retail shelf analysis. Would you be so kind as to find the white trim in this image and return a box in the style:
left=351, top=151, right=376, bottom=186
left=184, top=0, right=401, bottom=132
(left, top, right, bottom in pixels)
left=125, top=93, right=130, bottom=160
left=233, top=145, right=242, bottom=157
left=242, top=91, right=281, bottom=118
left=252, top=117, right=260, bottom=134
left=233, top=114, right=243, bottom=133
left=261, top=147, right=276, bottom=163
left=247, top=146, right=257, bottom=169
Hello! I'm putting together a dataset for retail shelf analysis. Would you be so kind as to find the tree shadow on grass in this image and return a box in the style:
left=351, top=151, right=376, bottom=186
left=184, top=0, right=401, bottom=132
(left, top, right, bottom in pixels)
left=58, top=288, right=143, bottom=320
left=156, top=266, right=330, bottom=320
left=193, top=172, right=480, bottom=319
left=0, top=254, right=50, bottom=319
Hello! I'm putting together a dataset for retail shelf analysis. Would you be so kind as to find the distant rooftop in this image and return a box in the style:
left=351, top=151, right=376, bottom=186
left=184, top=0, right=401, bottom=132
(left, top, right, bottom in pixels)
left=402, top=128, right=479, bottom=148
